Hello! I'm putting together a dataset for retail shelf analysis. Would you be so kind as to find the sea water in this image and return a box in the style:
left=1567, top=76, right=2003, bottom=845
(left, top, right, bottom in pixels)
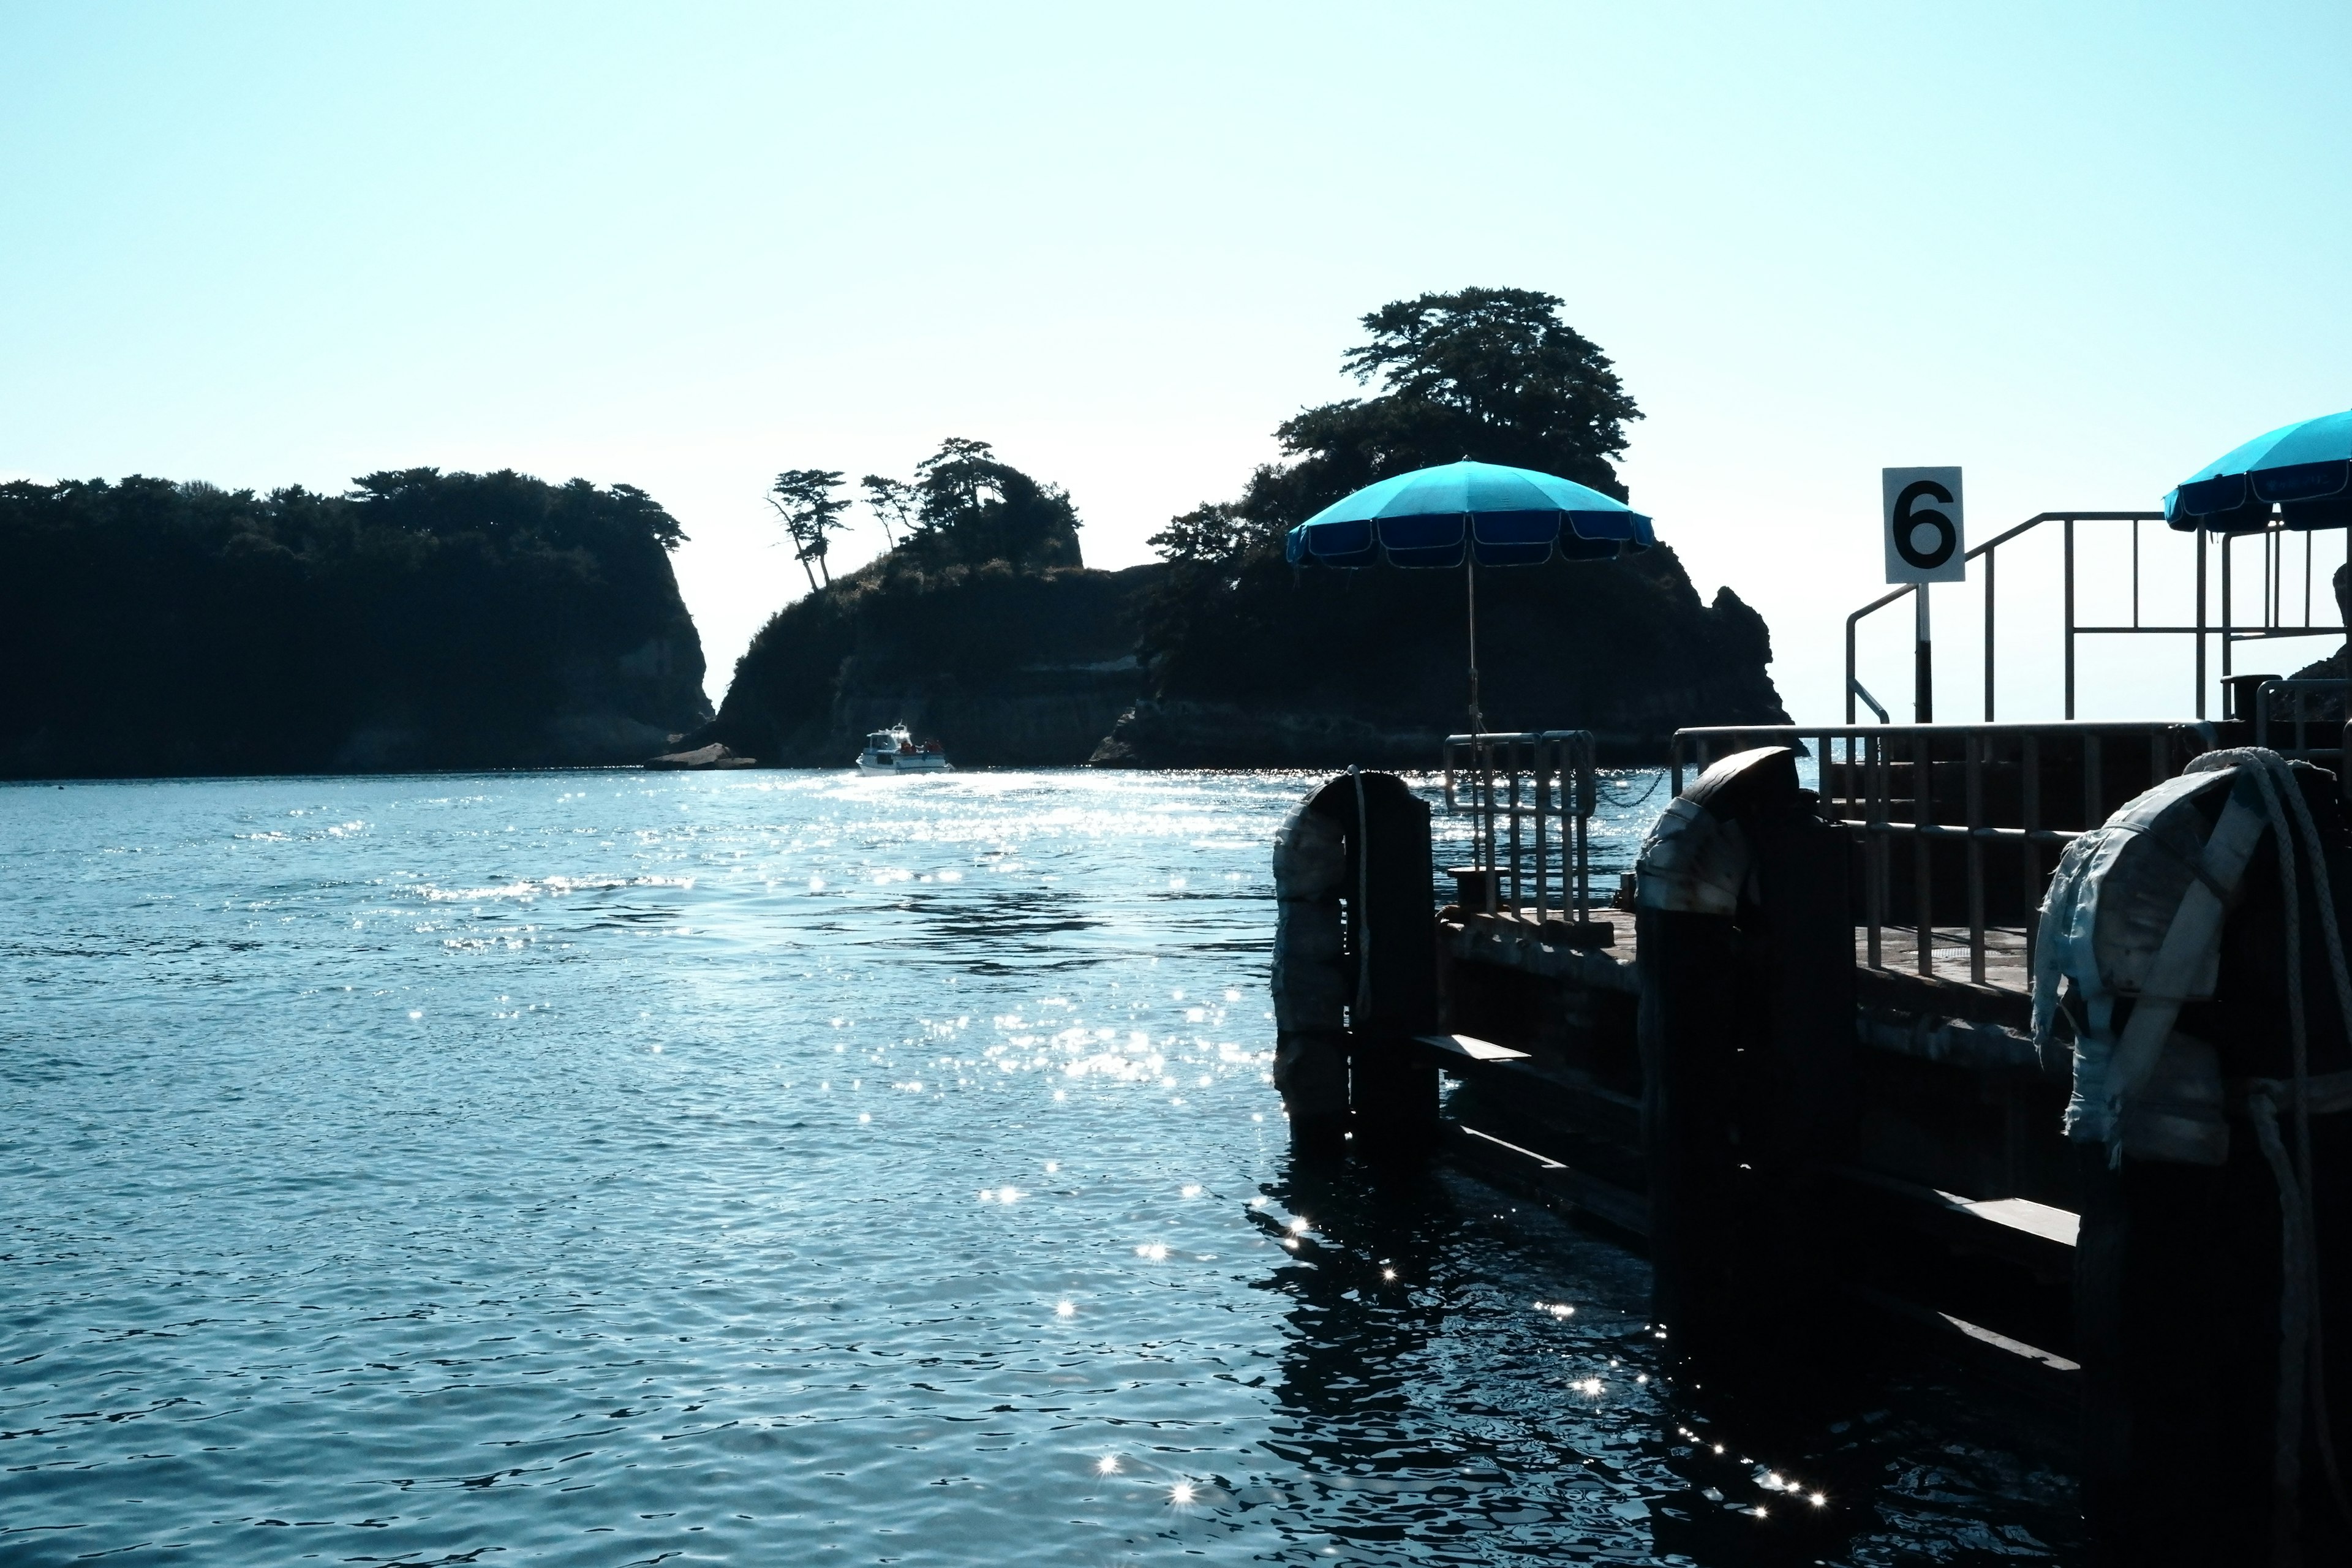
left=0, top=769, right=2075, bottom=1565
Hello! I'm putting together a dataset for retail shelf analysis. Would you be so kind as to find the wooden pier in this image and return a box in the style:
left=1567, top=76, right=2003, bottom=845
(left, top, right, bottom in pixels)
left=1428, top=893, right=2081, bottom=1403
left=1275, top=712, right=2352, bottom=1562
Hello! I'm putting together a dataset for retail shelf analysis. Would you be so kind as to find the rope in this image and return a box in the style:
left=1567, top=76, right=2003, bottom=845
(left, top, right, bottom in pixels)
left=1351, top=766, right=1371, bottom=1029
left=2264, top=757, right=2352, bottom=1539
left=2234, top=752, right=2352, bottom=1560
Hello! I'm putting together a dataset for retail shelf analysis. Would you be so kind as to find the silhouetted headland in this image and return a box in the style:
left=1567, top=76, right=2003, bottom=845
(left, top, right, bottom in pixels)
left=0, top=469, right=710, bottom=778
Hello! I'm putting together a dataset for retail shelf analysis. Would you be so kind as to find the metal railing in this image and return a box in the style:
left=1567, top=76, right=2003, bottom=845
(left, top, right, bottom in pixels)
left=2253, top=679, right=2352, bottom=767
left=1672, top=722, right=2220, bottom=990
left=1848, top=512, right=2167, bottom=723
left=1441, top=730, right=1597, bottom=926
left=1849, top=510, right=2350, bottom=725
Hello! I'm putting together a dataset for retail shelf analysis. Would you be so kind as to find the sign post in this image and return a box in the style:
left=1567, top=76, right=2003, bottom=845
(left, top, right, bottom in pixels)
left=1883, top=467, right=1965, bottom=723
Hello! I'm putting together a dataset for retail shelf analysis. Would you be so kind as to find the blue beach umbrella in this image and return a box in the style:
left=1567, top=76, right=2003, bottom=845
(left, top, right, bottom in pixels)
left=1283, top=458, right=1654, bottom=731
left=1285, top=458, right=1655, bottom=567
left=2166, top=409, right=2352, bottom=533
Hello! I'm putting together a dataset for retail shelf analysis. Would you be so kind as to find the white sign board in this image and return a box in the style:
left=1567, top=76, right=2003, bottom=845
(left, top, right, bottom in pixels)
left=1883, top=467, right=1965, bottom=583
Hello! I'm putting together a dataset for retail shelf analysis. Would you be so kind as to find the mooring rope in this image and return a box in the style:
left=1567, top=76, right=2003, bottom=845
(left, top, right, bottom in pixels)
left=2234, top=751, right=2352, bottom=1560
left=1350, top=765, right=1370, bottom=1028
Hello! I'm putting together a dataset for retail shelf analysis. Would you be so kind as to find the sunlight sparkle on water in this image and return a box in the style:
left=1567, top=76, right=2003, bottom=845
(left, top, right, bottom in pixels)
left=2, top=767, right=2068, bottom=1564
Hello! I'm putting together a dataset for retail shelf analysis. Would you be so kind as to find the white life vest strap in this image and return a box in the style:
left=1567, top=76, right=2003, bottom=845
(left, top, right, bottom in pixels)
left=2102, top=790, right=2271, bottom=1134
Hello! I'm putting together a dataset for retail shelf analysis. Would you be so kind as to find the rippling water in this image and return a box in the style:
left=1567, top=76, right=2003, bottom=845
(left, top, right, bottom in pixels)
left=1, top=769, right=2075, bottom=1565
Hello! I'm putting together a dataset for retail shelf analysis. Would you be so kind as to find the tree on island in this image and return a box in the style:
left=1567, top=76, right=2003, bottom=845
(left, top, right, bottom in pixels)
left=1124, top=284, right=1781, bottom=750
left=1152, top=285, right=1642, bottom=570
left=913, top=437, right=1002, bottom=527
left=1145, top=502, right=1253, bottom=567
left=859, top=475, right=918, bottom=548
left=850, top=437, right=1082, bottom=571
left=767, top=469, right=850, bottom=592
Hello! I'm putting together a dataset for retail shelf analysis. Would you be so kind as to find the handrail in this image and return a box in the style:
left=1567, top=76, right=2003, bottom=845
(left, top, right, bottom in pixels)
left=2253, top=679, right=2352, bottom=764
left=1845, top=511, right=2169, bottom=725
left=1673, top=720, right=2217, bottom=989
left=1440, top=729, right=1596, bottom=925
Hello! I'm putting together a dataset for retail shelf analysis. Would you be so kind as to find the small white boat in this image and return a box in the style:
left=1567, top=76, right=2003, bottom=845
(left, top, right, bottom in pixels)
left=856, top=724, right=951, bottom=774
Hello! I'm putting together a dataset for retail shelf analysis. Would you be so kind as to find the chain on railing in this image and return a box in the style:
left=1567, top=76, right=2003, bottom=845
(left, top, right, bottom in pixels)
left=1670, top=722, right=2219, bottom=990
left=1441, top=730, right=1597, bottom=927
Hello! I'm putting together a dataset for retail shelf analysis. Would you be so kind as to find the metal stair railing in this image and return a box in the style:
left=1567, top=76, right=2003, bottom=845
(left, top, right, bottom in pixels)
left=1671, top=722, right=2220, bottom=990
left=1441, top=730, right=1597, bottom=927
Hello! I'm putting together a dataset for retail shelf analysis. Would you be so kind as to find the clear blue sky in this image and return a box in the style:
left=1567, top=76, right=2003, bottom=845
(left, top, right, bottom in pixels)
left=5, top=2, right=2347, bottom=723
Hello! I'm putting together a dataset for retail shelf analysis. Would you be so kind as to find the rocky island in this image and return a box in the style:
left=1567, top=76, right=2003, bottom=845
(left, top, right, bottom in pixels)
left=709, top=288, right=1789, bottom=768
left=710, top=439, right=1155, bottom=766
left=0, top=469, right=710, bottom=778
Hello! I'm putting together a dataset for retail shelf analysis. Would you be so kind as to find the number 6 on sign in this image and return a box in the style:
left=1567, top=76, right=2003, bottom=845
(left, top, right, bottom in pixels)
left=1883, top=467, right=1965, bottom=584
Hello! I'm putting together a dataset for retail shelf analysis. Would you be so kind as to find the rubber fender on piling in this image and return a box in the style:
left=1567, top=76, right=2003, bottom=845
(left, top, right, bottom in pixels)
left=2030, top=762, right=2256, bottom=1163
left=1270, top=799, right=1352, bottom=1140
left=2032, top=748, right=2352, bottom=1564
left=1265, top=775, right=1439, bottom=1157
left=1633, top=746, right=1799, bottom=912
left=1270, top=920, right=1348, bottom=1031
left=1634, top=762, right=1779, bottom=919
left=1633, top=745, right=1855, bottom=1389
left=1273, top=800, right=1348, bottom=902
left=1273, top=896, right=1346, bottom=970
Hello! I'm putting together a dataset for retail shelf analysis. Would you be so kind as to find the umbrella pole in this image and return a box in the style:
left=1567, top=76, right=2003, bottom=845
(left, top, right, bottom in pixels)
left=1466, top=544, right=1485, bottom=735
left=1467, top=542, right=1498, bottom=903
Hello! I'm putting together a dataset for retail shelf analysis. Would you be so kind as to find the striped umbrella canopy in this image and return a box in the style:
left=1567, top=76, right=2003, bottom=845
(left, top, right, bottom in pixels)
left=2166, top=409, right=2352, bottom=533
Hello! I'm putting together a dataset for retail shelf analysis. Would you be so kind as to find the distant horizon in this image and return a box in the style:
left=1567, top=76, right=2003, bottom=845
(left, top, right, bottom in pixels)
left=6, top=1, right=2348, bottom=725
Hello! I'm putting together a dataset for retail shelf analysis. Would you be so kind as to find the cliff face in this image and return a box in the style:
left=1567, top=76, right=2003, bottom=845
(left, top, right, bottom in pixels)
left=1095, top=543, right=1789, bottom=767
left=0, top=472, right=710, bottom=778
left=710, top=560, right=1158, bottom=767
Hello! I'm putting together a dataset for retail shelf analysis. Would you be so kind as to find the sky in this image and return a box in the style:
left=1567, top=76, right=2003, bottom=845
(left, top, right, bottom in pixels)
left=4, top=1, right=2348, bottom=726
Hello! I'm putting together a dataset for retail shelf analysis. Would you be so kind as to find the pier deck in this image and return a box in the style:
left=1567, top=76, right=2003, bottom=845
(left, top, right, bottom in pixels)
left=1448, top=908, right=2035, bottom=993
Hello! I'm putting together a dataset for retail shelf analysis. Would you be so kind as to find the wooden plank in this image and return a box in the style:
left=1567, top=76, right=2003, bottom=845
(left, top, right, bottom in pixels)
left=1947, top=1193, right=2079, bottom=1248
left=1421, top=1045, right=1643, bottom=1144
left=1442, top=918, right=1640, bottom=993
left=1853, top=960, right=2035, bottom=1030
left=1413, top=1031, right=1533, bottom=1063
left=1850, top=1283, right=2082, bottom=1403
left=1855, top=1010, right=2050, bottom=1075
left=1826, top=1163, right=2078, bottom=1276
left=1443, top=1121, right=1651, bottom=1238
